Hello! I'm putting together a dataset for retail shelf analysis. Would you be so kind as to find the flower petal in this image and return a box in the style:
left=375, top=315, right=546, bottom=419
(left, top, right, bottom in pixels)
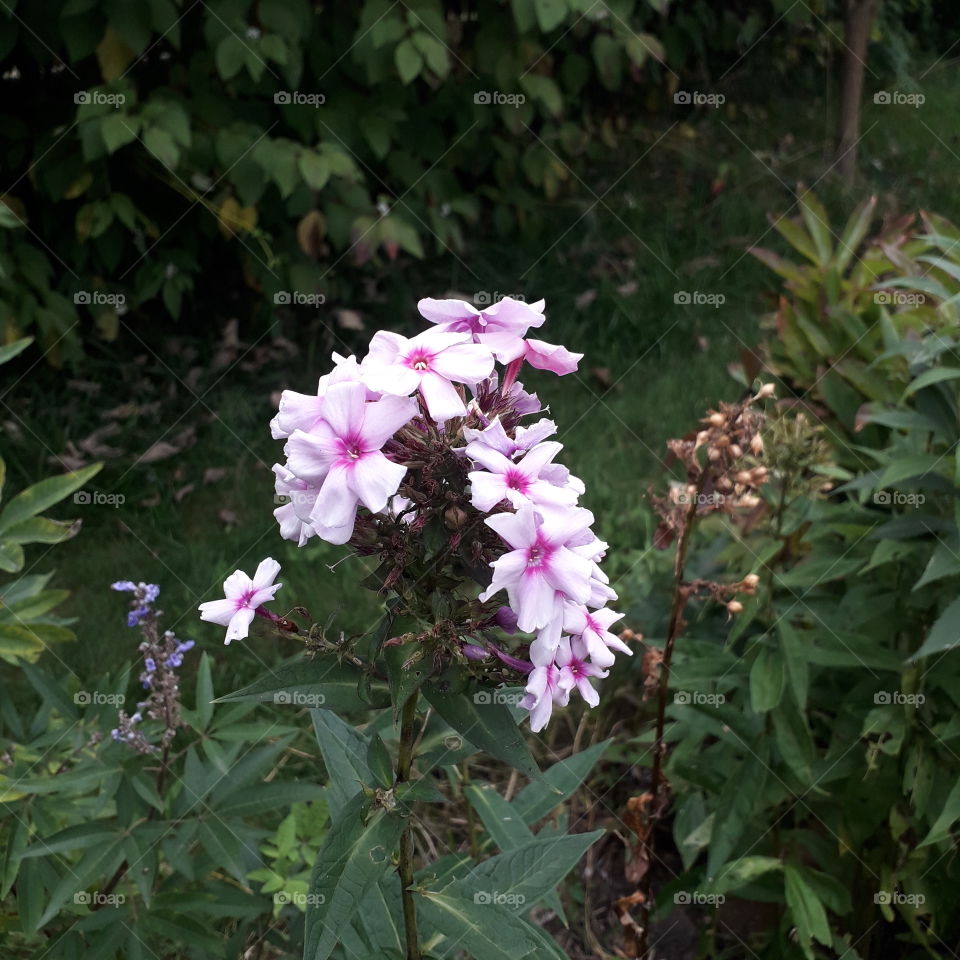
left=418, top=372, right=466, bottom=422
left=350, top=452, right=407, bottom=513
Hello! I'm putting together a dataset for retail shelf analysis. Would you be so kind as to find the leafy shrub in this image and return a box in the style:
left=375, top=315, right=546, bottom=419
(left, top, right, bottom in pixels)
left=628, top=199, right=960, bottom=958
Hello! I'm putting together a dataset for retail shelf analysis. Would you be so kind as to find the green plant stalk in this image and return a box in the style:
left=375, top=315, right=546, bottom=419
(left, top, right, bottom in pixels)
left=396, top=690, right=422, bottom=960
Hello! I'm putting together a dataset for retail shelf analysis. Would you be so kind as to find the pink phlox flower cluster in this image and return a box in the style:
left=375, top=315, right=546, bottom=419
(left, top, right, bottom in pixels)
left=201, top=295, right=631, bottom=728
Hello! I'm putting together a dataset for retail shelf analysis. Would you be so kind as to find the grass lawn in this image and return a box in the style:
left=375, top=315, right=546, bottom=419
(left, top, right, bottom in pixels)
left=5, top=60, right=959, bottom=687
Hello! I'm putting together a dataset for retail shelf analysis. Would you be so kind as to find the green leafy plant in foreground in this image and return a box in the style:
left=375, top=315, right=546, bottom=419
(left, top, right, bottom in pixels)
left=0, top=336, right=102, bottom=663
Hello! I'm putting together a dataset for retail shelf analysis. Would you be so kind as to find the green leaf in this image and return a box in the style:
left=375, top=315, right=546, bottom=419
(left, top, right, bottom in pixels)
left=304, top=792, right=405, bottom=960
left=101, top=113, right=140, bottom=153
left=1, top=516, right=80, bottom=545
left=216, top=656, right=389, bottom=711
left=511, top=739, right=609, bottom=825
left=914, top=540, right=960, bottom=591
left=876, top=453, right=947, bottom=488
left=366, top=735, right=394, bottom=790
left=834, top=195, right=876, bottom=273
left=20, top=822, right=120, bottom=859
left=198, top=818, right=256, bottom=883
left=903, top=366, right=960, bottom=397
left=299, top=150, right=331, bottom=190
left=706, top=744, right=768, bottom=879
left=144, top=125, right=179, bottom=168
left=311, top=710, right=373, bottom=816
left=749, top=645, right=784, bottom=713
left=0, top=624, right=45, bottom=659
left=784, top=863, right=832, bottom=957
left=194, top=651, right=214, bottom=731
left=385, top=641, right=429, bottom=711
left=709, top=856, right=783, bottom=896
left=394, top=38, right=423, bottom=84
left=215, top=782, right=326, bottom=817
left=452, top=830, right=604, bottom=909
left=0, top=542, right=25, bottom=574
left=920, top=777, right=960, bottom=846
left=778, top=623, right=809, bottom=710
left=0, top=463, right=101, bottom=533
left=424, top=683, right=540, bottom=780
left=797, top=191, right=832, bottom=265
left=215, top=33, right=245, bottom=79
left=533, top=0, right=567, bottom=31
left=411, top=31, right=448, bottom=77
left=519, top=74, right=563, bottom=116
left=464, top=782, right=566, bottom=920
left=0, top=337, right=32, bottom=365
left=910, top=596, right=960, bottom=660
left=36, top=837, right=125, bottom=928
left=416, top=888, right=542, bottom=960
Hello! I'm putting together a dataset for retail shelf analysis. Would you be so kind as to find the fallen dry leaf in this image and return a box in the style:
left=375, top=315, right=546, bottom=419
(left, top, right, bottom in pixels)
left=136, top=441, right=180, bottom=464
left=203, top=467, right=228, bottom=485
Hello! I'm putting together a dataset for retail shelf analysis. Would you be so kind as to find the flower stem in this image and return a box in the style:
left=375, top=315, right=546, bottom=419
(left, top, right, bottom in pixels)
left=396, top=691, right=421, bottom=960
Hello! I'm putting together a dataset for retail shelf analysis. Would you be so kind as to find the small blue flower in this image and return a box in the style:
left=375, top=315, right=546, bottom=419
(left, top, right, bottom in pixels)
left=167, top=653, right=183, bottom=668
left=142, top=584, right=161, bottom=604
left=111, top=581, right=136, bottom=592
left=144, top=657, right=156, bottom=672
left=127, top=607, right=150, bottom=627
left=175, top=640, right=195, bottom=654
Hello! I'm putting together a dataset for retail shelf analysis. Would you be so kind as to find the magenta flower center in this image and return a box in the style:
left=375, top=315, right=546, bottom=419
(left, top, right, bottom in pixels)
left=504, top=469, right=528, bottom=492
left=406, top=349, right=434, bottom=372
left=526, top=539, right=552, bottom=568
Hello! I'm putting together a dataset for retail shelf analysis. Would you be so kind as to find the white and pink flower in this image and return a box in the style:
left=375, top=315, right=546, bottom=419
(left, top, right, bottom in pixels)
left=199, top=558, right=282, bottom=644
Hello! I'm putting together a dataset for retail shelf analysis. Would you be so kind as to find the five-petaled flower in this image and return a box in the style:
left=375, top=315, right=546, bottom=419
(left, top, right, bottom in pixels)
left=199, top=558, right=283, bottom=643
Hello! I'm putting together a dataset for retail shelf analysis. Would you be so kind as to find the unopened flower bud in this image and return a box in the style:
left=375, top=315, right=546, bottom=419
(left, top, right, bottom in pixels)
left=709, top=412, right=725, bottom=427
left=727, top=600, right=743, bottom=614
left=739, top=494, right=761, bottom=509
left=743, top=573, right=760, bottom=589
left=750, top=434, right=764, bottom=455
left=751, top=466, right=768, bottom=483
left=736, top=470, right=752, bottom=484
left=708, top=447, right=721, bottom=461
left=729, top=444, right=743, bottom=458
left=695, top=430, right=709, bottom=446
left=714, top=435, right=730, bottom=448
left=756, top=383, right=776, bottom=398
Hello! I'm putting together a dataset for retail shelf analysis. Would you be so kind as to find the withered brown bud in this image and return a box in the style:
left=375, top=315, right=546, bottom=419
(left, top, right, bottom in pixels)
left=750, top=434, right=764, bottom=455
left=443, top=505, right=469, bottom=530
left=714, top=434, right=730, bottom=448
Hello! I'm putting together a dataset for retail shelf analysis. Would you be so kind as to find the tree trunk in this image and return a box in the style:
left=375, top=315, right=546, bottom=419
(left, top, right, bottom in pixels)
left=835, top=0, right=880, bottom=184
